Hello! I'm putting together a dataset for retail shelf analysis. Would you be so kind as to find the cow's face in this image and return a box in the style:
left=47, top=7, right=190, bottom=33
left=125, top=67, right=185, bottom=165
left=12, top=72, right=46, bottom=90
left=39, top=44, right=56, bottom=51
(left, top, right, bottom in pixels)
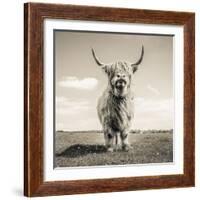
left=109, top=62, right=131, bottom=98
left=92, top=46, right=144, bottom=98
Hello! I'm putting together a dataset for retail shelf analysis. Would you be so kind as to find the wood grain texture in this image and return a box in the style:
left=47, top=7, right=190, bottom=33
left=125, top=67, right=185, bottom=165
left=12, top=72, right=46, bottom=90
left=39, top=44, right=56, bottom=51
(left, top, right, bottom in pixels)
left=24, top=2, right=195, bottom=197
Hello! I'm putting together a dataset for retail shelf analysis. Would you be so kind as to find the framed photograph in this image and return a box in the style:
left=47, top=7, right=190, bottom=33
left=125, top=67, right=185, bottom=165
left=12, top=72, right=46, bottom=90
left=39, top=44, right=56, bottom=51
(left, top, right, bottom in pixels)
left=24, top=3, right=195, bottom=197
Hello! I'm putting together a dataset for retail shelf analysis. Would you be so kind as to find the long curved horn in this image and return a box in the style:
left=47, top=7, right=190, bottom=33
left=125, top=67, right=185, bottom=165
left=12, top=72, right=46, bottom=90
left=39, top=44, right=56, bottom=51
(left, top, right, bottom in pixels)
left=91, top=48, right=105, bottom=66
left=132, top=45, right=144, bottom=65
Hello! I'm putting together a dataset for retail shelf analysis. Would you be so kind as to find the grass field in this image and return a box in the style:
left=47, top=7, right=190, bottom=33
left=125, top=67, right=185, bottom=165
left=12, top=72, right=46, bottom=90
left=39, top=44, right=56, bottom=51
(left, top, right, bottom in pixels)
left=55, top=131, right=173, bottom=167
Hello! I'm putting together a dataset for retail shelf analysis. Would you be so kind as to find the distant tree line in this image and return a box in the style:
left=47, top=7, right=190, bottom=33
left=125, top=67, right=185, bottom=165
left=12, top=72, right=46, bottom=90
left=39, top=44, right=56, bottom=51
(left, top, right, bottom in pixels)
left=56, top=129, right=173, bottom=134
left=130, top=129, right=173, bottom=134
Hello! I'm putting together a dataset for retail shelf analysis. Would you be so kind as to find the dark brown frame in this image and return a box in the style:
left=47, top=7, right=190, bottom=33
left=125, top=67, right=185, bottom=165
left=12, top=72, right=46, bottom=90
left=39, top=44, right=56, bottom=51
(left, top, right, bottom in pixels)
left=24, top=2, right=195, bottom=197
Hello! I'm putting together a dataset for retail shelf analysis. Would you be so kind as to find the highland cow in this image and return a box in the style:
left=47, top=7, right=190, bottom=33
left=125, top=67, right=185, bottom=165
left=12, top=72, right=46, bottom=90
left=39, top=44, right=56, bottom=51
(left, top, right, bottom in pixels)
left=92, top=46, right=144, bottom=152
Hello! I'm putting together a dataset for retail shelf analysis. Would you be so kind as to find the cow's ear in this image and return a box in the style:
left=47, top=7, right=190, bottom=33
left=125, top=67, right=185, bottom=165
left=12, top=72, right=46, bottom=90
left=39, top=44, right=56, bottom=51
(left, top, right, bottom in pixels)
left=102, top=65, right=110, bottom=74
left=132, top=65, right=138, bottom=74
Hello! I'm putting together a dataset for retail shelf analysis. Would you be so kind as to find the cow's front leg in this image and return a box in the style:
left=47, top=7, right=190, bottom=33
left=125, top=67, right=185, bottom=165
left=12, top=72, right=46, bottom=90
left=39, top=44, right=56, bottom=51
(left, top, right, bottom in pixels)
left=120, top=131, right=131, bottom=151
left=104, top=132, right=114, bottom=152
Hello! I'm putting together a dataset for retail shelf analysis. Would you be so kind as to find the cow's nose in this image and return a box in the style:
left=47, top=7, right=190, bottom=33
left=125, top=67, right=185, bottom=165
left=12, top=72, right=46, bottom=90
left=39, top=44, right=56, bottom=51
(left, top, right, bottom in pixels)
left=116, top=79, right=126, bottom=89
left=119, top=79, right=126, bottom=84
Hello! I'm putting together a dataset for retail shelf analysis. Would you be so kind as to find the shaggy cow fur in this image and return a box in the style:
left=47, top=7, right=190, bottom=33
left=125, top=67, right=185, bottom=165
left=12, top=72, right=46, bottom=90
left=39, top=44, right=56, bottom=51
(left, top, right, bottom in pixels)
left=92, top=47, right=144, bottom=152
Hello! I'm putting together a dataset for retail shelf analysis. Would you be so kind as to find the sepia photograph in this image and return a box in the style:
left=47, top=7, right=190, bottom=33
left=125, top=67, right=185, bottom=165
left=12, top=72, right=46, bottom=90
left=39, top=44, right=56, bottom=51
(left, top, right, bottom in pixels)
left=24, top=3, right=195, bottom=196
left=54, top=30, right=173, bottom=168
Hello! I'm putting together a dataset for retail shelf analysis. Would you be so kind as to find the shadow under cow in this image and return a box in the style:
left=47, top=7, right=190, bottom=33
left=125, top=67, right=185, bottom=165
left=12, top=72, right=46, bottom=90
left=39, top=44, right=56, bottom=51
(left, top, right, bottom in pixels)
left=56, top=144, right=107, bottom=158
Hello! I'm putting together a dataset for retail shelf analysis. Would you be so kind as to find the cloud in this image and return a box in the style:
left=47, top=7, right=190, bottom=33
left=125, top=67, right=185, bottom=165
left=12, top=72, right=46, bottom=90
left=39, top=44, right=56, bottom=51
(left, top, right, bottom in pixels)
left=134, top=97, right=173, bottom=114
left=133, top=97, right=173, bottom=129
left=56, top=117, right=101, bottom=132
left=59, top=76, right=98, bottom=90
left=55, top=96, right=67, bottom=104
left=56, top=96, right=173, bottom=131
left=56, top=96, right=90, bottom=115
left=147, top=84, right=160, bottom=96
left=56, top=96, right=101, bottom=131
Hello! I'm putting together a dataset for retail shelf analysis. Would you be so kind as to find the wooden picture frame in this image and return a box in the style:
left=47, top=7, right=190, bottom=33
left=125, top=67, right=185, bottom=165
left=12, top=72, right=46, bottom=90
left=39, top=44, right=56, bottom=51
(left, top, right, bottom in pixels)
left=24, top=2, right=195, bottom=197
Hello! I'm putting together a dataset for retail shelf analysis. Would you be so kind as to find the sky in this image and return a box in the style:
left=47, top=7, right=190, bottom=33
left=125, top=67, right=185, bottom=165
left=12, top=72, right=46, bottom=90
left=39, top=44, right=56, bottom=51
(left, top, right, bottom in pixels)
left=55, top=30, right=173, bottom=131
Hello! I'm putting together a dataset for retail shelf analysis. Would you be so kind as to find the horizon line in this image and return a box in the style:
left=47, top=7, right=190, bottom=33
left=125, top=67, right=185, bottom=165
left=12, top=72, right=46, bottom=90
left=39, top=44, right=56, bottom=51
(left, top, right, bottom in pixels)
left=56, top=129, right=173, bottom=132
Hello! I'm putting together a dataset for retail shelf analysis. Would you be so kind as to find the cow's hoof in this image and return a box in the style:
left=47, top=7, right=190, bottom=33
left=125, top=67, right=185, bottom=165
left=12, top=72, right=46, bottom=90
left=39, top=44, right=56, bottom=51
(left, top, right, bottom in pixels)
left=122, top=144, right=132, bottom=152
left=107, top=147, right=114, bottom=152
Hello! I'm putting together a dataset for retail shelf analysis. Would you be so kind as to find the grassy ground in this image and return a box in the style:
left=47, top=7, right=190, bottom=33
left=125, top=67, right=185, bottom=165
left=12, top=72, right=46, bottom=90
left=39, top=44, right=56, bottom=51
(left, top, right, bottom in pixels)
left=55, top=131, right=173, bottom=167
